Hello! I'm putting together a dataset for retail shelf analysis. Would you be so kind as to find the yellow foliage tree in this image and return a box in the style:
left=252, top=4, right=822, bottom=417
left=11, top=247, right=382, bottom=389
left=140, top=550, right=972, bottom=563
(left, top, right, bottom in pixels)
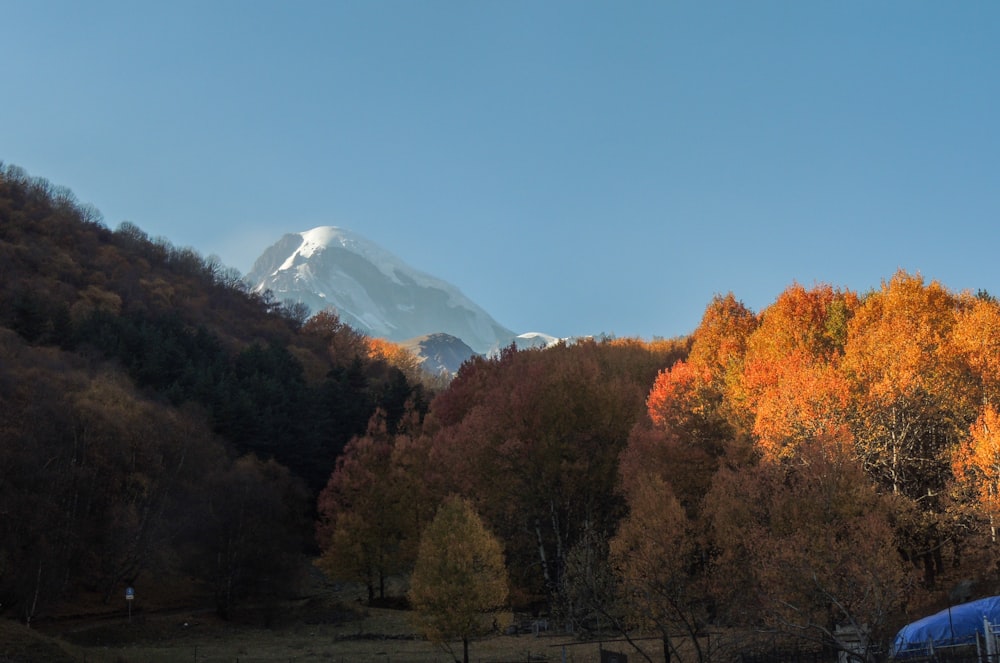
left=950, top=294, right=1000, bottom=407
left=840, top=270, right=967, bottom=499
left=408, top=497, right=509, bottom=663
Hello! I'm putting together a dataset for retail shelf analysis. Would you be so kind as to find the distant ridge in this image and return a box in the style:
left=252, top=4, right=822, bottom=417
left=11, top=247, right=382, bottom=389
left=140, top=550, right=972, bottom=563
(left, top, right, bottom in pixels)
left=401, top=333, right=477, bottom=376
left=246, top=227, right=516, bottom=355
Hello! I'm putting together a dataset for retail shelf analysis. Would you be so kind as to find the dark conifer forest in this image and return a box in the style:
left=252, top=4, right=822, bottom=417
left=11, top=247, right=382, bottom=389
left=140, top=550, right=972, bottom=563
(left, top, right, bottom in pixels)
left=0, top=163, right=428, bottom=623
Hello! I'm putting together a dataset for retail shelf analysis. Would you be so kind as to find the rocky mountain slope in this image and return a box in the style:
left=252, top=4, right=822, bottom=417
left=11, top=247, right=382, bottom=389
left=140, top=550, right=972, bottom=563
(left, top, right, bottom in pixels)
left=399, top=333, right=477, bottom=377
left=247, top=227, right=516, bottom=355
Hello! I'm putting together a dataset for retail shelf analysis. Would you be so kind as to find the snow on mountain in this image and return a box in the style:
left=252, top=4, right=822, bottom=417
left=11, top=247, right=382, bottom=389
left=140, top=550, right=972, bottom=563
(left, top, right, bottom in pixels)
left=246, top=226, right=517, bottom=355
left=512, top=332, right=563, bottom=350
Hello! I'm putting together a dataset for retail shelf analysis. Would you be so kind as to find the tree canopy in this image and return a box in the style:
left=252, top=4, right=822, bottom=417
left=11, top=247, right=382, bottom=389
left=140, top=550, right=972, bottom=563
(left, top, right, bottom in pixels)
left=408, top=496, right=509, bottom=663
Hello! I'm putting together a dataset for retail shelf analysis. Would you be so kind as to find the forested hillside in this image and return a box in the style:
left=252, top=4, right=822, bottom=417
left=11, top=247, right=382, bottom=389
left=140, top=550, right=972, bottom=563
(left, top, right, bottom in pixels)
left=0, top=163, right=430, bottom=622
left=318, top=275, right=1000, bottom=658
left=8, top=161, right=1000, bottom=660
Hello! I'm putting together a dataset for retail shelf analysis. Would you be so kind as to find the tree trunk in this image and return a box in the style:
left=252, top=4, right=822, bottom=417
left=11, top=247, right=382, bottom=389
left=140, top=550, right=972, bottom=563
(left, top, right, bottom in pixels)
left=534, top=519, right=551, bottom=586
left=550, top=500, right=563, bottom=584
left=26, top=561, right=43, bottom=627
left=463, top=636, right=470, bottom=663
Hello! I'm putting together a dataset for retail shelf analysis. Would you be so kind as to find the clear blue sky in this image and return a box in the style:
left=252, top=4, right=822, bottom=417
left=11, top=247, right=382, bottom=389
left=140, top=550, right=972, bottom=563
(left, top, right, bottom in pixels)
left=3, top=1, right=998, bottom=340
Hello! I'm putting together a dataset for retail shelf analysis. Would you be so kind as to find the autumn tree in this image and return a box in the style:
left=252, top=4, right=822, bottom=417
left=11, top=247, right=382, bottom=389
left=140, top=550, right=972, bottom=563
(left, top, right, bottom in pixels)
left=316, top=414, right=415, bottom=603
left=949, top=293, right=1000, bottom=407
left=384, top=410, right=441, bottom=575
left=645, top=294, right=756, bottom=459
left=840, top=271, right=975, bottom=586
left=301, top=309, right=368, bottom=365
left=637, top=296, right=759, bottom=521
left=953, top=405, right=1000, bottom=545
left=738, top=283, right=856, bottom=459
left=841, top=270, right=968, bottom=499
left=611, top=473, right=708, bottom=663
left=703, top=440, right=911, bottom=655
left=422, top=338, right=682, bottom=600
left=408, top=497, right=509, bottom=663
left=365, top=337, right=426, bottom=384
left=618, top=421, right=721, bottom=524
left=950, top=295, right=1000, bottom=562
left=646, top=360, right=728, bottom=453
left=686, top=293, right=758, bottom=388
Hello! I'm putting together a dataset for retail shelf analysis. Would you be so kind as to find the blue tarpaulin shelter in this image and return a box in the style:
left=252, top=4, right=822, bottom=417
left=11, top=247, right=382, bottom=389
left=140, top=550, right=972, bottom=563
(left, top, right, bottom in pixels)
left=892, top=595, right=1000, bottom=658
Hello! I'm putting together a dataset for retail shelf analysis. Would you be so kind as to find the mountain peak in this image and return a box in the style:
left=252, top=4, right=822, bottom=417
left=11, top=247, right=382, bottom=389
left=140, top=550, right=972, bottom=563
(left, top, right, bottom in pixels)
left=247, top=226, right=516, bottom=355
left=289, top=227, right=393, bottom=275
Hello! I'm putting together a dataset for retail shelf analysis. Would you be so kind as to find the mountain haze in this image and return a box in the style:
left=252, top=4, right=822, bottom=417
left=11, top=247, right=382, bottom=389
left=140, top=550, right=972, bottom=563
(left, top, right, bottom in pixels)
left=247, top=227, right=516, bottom=355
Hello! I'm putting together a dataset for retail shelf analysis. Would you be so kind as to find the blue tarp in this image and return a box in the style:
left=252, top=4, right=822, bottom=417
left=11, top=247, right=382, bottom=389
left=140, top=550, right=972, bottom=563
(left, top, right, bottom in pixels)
left=892, top=595, right=1000, bottom=658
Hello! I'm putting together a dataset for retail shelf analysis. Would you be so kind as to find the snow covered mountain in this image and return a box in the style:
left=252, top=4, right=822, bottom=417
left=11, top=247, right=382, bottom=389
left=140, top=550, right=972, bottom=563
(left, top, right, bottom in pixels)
left=246, top=227, right=517, bottom=355
left=512, top=332, right=562, bottom=350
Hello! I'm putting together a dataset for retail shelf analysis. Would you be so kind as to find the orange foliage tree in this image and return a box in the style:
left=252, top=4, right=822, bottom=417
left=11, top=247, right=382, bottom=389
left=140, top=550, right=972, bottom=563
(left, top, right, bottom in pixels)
left=841, top=270, right=971, bottom=500
left=645, top=294, right=757, bottom=458
left=686, top=293, right=758, bottom=388
left=741, top=351, right=852, bottom=459
left=949, top=293, right=1000, bottom=407
left=739, top=284, right=855, bottom=459
left=950, top=295, right=1000, bottom=560
left=839, top=272, right=982, bottom=587
left=365, top=336, right=427, bottom=384
left=953, top=405, right=1000, bottom=543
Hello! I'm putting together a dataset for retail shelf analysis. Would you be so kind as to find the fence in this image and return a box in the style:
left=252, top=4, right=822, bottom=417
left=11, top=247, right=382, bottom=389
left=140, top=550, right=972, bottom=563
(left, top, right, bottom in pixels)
left=893, top=616, right=1000, bottom=663
left=736, top=644, right=836, bottom=663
